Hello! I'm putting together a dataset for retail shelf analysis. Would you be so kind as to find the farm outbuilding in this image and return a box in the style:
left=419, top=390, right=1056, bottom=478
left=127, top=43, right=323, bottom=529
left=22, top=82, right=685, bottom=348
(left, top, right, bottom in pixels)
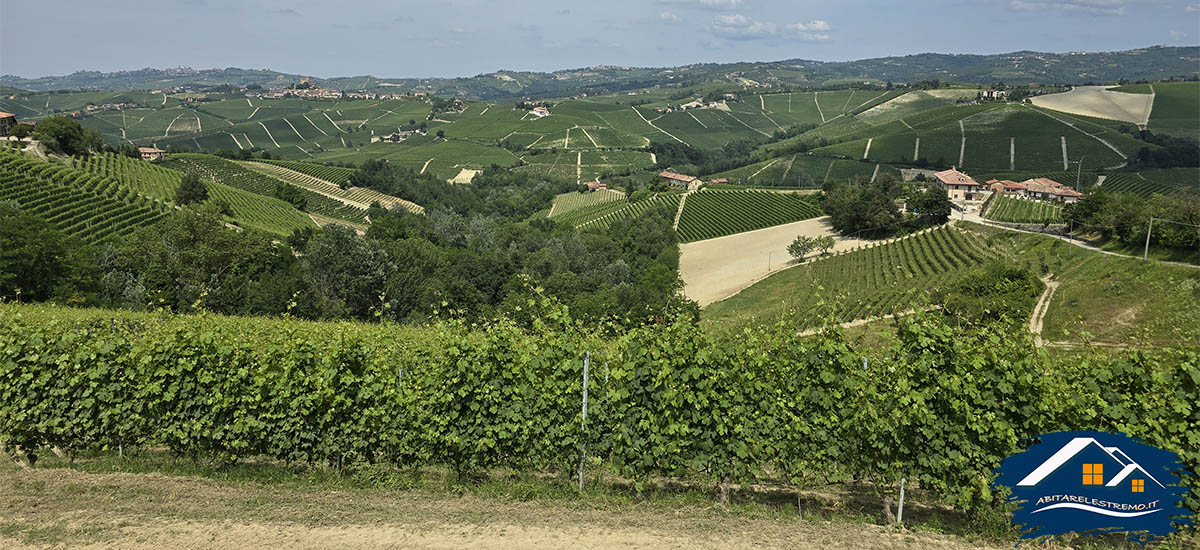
left=659, top=171, right=697, bottom=188
left=138, top=147, right=167, bottom=161
left=0, top=112, right=16, bottom=136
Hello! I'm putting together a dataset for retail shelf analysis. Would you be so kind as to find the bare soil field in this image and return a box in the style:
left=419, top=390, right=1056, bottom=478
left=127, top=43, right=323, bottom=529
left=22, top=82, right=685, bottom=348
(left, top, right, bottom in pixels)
left=680, top=217, right=869, bottom=306
left=449, top=168, right=481, bottom=184
left=1030, top=86, right=1153, bottom=125
left=0, top=464, right=1005, bottom=550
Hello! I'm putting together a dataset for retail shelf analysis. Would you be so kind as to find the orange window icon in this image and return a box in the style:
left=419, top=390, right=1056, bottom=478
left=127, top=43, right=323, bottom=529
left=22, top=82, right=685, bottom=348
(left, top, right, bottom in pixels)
left=1082, top=464, right=1104, bottom=485
left=1132, top=479, right=1144, bottom=493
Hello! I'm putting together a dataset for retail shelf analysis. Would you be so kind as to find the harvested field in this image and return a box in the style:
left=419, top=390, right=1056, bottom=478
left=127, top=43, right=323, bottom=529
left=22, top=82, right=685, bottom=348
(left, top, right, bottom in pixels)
left=1031, top=86, right=1153, bottom=125
left=449, top=168, right=481, bottom=184
left=681, top=216, right=868, bottom=306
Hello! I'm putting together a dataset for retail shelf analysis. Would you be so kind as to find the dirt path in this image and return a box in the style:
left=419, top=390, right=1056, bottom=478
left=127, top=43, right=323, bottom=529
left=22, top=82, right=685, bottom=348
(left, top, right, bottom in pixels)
left=725, top=111, right=771, bottom=137
left=682, top=217, right=870, bottom=306
left=913, top=137, right=920, bottom=161
left=958, top=120, right=966, bottom=166
left=248, top=106, right=260, bottom=119
left=1034, top=108, right=1128, bottom=169
left=863, top=138, right=873, bottom=160
left=258, top=121, right=281, bottom=148
left=302, top=114, right=330, bottom=136
left=1060, top=136, right=1069, bottom=170
left=1009, top=138, right=1015, bottom=171
left=282, top=117, right=307, bottom=140
left=688, top=111, right=708, bottom=128
left=576, top=151, right=582, bottom=184
left=162, top=112, right=186, bottom=137
left=870, top=164, right=880, bottom=183
left=0, top=466, right=1002, bottom=550
left=322, top=112, right=345, bottom=133
left=579, top=126, right=599, bottom=147
left=632, top=107, right=685, bottom=144
left=814, top=93, right=826, bottom=123
left=1029, top=274, right=1060, bottom=346
left=420, top=157, right=436, bottom=174
left=748, top=158, right=783, bottom=180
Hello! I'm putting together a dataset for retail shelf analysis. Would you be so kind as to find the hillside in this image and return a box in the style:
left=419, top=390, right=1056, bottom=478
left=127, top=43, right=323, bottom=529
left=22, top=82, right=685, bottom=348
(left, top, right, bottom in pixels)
left=4, top=46, right=1197, bottom=97
left=703, top=222, right=1200, bottom=347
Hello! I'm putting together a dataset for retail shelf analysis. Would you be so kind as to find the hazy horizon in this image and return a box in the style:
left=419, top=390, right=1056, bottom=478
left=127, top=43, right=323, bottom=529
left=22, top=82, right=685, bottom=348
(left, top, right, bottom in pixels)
left=3, top=0, right=1199, bottom=80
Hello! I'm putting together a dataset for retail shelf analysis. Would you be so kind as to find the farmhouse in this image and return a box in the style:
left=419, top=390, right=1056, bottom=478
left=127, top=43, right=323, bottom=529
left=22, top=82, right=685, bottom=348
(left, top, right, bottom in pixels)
left=987, top=179, right=1027, bottom=195
left=530, top=106, right=550, bottom=118
left=138, top=147, right=166, bottom=161
left=932, top=167, right=984, bottom=201
left=982, top=89, right=1010, bottom=100
left=708, top=178, right=728, bottom=185
left=659, top=171, right=697, bottom=188
left=1022, top=177, right=1084, bottom=203
left=0, top=112, right=16, bottom=136
left=584, top=181, right=606, bottom=191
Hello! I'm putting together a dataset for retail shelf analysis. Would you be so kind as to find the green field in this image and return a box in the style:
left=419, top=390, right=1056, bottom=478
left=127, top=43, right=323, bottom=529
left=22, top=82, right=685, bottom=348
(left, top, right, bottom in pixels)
left=554, top=192, right=683, bottom=231
left=676, top=190, right=822, bottom=242
left=983, top=195, right=1063, bottom=224
left=812, top=104, right=1140, bottom=171
left=1146, top=82, right=1200, bottom=140
left=703, top=226, right=997, bottom=329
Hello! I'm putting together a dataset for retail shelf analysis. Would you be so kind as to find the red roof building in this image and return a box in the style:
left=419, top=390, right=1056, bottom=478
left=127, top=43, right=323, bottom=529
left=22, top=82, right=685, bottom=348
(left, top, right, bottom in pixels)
left=659, top=171, right=697, bottom=187
left=0, top=112, right=16, bottom=136
left=931, top=167, right=983, bottom=201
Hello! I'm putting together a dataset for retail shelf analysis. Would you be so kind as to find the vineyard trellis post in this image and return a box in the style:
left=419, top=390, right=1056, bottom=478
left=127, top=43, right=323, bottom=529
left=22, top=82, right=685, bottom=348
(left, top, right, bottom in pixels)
left=897, top=478, right=907, bottom=526
left=1143, top=217, right=1154, bottom=261
left=578, top=351, right=590, bottom=492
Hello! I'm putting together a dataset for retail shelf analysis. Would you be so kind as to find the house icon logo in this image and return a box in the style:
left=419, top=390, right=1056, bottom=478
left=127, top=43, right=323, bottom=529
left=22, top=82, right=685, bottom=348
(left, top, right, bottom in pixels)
left=994, top=431, right=1191, bottom=541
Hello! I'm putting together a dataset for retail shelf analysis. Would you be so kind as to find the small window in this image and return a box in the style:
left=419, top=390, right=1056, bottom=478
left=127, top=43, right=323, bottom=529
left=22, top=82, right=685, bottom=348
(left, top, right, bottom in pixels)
left=1132, top=479, right=1144, bottom=493
left=1082, top=464, right=1104, bottom=485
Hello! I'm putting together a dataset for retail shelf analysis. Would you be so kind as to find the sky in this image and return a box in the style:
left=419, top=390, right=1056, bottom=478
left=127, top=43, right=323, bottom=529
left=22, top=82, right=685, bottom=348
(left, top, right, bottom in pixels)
left=2, top=0, right=1199, bottom=79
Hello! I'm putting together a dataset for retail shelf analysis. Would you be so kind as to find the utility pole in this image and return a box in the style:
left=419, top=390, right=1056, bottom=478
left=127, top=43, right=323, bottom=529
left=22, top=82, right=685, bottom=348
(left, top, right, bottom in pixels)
left=1143, top=217, right=1154, bottom=261
left=768, top=251, right=773, bottom=271
left=1068, top=156, right=1085, bottom=192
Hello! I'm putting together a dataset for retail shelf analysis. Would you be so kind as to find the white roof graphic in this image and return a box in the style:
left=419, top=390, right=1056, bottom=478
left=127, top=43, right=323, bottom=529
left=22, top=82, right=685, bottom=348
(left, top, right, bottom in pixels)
left=1016, top=437, right=1164, bottom=489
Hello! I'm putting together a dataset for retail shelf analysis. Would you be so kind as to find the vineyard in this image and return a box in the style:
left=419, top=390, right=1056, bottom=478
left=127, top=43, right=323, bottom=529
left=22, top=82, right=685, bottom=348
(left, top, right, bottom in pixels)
left=61, top=152, right=315, bottom=236
left=238, top=160, right=423, bottom=214
left=676, top=190, right=822, bottom=242
left=0, top=151, right=168, bottom=242
left=1099, top=173, right=1185, bottom=197
left=162, top=154, right=368, bottom=223
left=253, top=159, right=357, bottom=185
left=983, top=195, right=1063, bottom=224
left=704, top=226, right=999, bottom=329
left=559, top=193, right=683, bottom=231
left=73, top=152, right=182, bottom=203
left=548, top=188, right=625, bottom=217
left=1, top=301, right=1196, bottom=525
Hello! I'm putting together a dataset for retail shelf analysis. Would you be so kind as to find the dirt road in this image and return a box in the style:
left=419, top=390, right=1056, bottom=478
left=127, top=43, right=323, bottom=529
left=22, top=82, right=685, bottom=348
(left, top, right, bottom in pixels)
left=681, top=217, right=869, bottom=306
left=0, top=465, right=1004, bottom=550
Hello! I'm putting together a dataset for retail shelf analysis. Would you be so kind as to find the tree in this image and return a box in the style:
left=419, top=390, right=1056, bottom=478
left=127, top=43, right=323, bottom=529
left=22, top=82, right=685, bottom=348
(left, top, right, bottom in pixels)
left=0, top=202, right=96, bottom=303
left=436, top=129, right=445, bottom=138
left=816, top=235, right=836, bottom=256
left=10, top=124, right=32, bottom=139
left=175, top=173, right=209, bottom=205
left=31, top=116, right=92, bottom=156
left=787, top=235, right=818, bottom=260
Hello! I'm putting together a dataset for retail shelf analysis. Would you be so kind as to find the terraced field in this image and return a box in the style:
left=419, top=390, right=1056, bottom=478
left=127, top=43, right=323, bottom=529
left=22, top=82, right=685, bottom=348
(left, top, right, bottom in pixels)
left=254, top=159, right=357, bottom=185
left=162, top=155, right=367, bottom=222
left=703, top=226, right=998, bottom=329
left=555, top=193, right=683, bottom=231
left=0, top=152, right=169, bottom=242
left=238, top=160, right=422, bottom=214
left=548, top=188, right=625, bottom=217
left=984, top=195, right=1062, bottom=224
left=1096, top=173, right=1181, bottom=197
left=676, top=190, right=822, bottom=242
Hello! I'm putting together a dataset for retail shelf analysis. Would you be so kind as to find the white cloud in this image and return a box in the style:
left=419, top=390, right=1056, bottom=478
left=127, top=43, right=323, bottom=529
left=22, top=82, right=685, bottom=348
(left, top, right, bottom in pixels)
left=1186, top=2, right=1200, bottom=11
left=657, top=0, right=743, bottom=10
left=711, top=15, right=833, bottom=40
left=785, top=19, right=831, bottom=32
left=659, top=11, right=681, bottom=21
left=1007, top=0, right=1143, bottom=16
left=1168, top=29, right=1187, bottom=40
left=711, top=13, right=775, bottom=39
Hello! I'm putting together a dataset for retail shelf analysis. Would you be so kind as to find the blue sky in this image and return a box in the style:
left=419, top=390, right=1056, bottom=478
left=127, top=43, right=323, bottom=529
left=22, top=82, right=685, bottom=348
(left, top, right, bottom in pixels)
left=2, top=0, right=1198, bottom=78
